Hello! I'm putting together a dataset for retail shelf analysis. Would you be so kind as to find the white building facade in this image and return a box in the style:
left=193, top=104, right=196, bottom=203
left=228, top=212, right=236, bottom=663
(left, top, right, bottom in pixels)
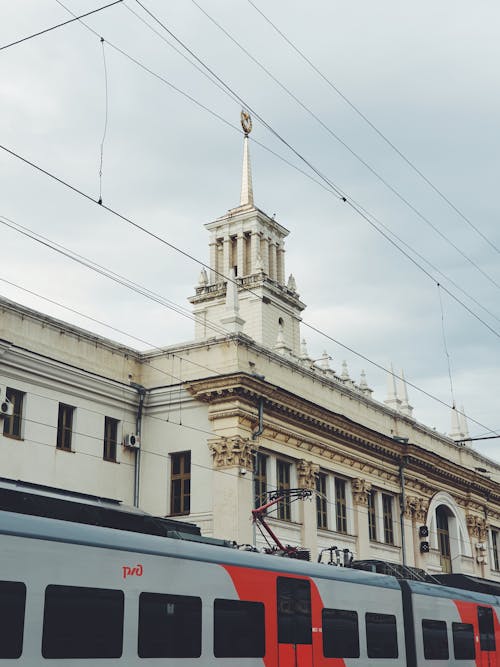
left=1, top=121, right=499, bottom=579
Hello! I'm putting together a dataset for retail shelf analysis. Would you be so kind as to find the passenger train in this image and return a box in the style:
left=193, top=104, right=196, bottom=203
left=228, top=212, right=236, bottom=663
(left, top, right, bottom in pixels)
left=1, top=480, right=500, bottom=666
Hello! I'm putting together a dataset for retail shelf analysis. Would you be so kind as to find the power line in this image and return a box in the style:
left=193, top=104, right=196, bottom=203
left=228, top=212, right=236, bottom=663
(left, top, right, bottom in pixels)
left=188, top=0, right=500, bottom=291
left=52, top=0, right=500, bottom=332
left=247, top=0, right=500, bottom=258
left=0, top=0, right=123, bottom=52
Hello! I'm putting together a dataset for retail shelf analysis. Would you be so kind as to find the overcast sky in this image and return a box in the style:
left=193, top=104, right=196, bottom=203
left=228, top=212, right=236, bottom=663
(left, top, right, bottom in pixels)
left=1, top=1, right=499, bottom=459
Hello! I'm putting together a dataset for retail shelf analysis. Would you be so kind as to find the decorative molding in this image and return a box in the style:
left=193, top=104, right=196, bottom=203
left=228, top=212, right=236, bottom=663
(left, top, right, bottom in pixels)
left=404, top=495, right=429, bottom=522
left=466, top=514, right=488, bottom=541
left=352, top=478, right=372, bottom=506
left=208, top=436, right=256, bottom=470
left=297, top=459, right=319, bottom=490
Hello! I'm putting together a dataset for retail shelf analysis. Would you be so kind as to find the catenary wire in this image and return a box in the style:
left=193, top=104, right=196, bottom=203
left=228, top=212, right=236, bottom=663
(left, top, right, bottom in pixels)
left=247, top=0, right=500, bottom=258
left=1, top=142, right=499, bottom=437
left=98, top=38, right=109, bottom=204
left=437, top=284, right=456, bottom=409
left=0, top=0, right=123, bottom=51
left=185, top=0, right=500, bottom=290
left=52, top=0, right=500, bottom=328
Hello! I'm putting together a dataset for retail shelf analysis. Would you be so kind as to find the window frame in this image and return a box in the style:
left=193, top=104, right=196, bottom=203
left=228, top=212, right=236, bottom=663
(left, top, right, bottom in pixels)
left=368, top=488, right=377, bottom=541
left=56, top=403, right=75, bottom=451
left=491, top=529, right=500, bottom=571
left=213, top=598, right=265, bottom=658
left=276, top=459, right=291, bottom=521
left=3, top=387, right=25, bottom=439
left=422, top=618, right=449, bottom=660
left=382, top=493, right=395, bottom=545
left=365, top=612, right=398, bottom=659
left=322, top=608, right=360, bottom=658
left=452, top=621, right=475, bottom=660
left=103, top=416, right=119, bottom=462
left=335, top=477, right=347, bottom=534
left=316, top=471, right=328, bottom=529
left=0, top=580, right=26, bottom=659
left=170, top=451, right=191, bottom=516
left=254, top=452, right=268, bottom=509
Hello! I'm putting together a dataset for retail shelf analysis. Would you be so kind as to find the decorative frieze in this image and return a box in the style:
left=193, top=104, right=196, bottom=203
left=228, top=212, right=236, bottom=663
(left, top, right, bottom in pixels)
left=466, top=514, right=488, bottom=541
left=297, top=459, right=319, bottom=490
left=208, top=436, right=256, bottom=470
left=352, top=478, right=372, bottom=506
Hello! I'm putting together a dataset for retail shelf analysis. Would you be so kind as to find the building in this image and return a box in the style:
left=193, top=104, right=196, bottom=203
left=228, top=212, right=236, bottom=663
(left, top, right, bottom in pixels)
left=1, top=116, right=500, bottom=579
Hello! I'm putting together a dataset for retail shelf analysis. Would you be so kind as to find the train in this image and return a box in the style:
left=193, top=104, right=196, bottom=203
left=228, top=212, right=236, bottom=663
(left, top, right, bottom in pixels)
left=1, top=479, right=500, bottom=666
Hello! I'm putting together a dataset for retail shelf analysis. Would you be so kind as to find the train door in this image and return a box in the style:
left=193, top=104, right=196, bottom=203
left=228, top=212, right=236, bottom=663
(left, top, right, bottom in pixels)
left=477, top=606, right=496, bottom=667
left=277, top=577, right=313, bottom=667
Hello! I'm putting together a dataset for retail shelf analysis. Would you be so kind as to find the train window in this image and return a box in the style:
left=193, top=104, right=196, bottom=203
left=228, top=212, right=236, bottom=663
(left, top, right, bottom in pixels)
left=214, top=599, right=265, bottom=657
left=277, top=577, right=312, bottom=645
left=452, top=622, right=475, bottom=660
left=322, top=608, right=360, bottom=658
left=422, top=619, right=449, bottom=660
left=138, top=592, right=201, bottom=658
left=365, top=612, right=398, bottom=658
left=0, top=581, right=26, bottom=658
left=478, top=606, right=496, bottom=651
left=42, top=585, right=124, bottom=658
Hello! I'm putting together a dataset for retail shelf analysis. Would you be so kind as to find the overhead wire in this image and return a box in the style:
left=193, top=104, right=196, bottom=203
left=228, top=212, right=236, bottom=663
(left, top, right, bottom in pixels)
left=188, top=0, right=500, bottom=291
left=51, top=0, right=500, bottom=332
left=0, top=0, right=123, bottom=51
left=247, top=0, right=500, bottom=258
left=98, top=37, right=109, bottom=205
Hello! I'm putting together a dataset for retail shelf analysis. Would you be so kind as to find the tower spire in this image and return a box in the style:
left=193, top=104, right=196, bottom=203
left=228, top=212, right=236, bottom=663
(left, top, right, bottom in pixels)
left=240, top=110, right=254, bottom=207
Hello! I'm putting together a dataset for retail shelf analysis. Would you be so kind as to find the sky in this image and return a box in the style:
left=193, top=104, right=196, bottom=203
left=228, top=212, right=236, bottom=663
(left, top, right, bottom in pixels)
left=1, top=1, right=499, bottom=459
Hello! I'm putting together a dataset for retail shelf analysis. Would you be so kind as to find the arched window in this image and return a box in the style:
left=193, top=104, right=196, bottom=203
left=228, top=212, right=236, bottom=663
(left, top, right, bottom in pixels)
left=436, top=506, right=452, bottom=573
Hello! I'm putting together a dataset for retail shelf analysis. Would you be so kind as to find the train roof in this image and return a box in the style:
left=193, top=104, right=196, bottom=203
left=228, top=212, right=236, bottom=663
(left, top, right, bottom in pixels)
left=0, top=508, right=400, bottom=590
left=404, top=578, right=500, bottom=606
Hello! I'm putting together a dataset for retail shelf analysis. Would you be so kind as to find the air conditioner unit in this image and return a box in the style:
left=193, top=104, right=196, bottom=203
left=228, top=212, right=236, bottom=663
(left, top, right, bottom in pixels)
left=123, top=433, right=140, bottom=449
left=0, top=398, right=13, bottom=418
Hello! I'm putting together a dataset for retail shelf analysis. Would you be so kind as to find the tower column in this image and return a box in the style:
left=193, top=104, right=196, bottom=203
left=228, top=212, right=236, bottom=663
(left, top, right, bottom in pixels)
left=236, top=232, right=244, bottom=278
left=260, top=237, right=270, bottom=275
left=250, top=231, right=260, bottom=274
left=269, top=241, right=277, bottom=281
left=223, top=235, right=231, bottom=277
left=277, top=244, right=285, bottom=285
left=209, top=239, right=217, bottom=283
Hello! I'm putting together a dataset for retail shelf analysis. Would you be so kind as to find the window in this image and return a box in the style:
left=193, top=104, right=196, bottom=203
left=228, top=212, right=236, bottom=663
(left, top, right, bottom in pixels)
left=436, top=506, right=451, bottom=573
left=276, top=459, right=291, bottom=521
left=316, top=472, right=328, bottom=529
left=56, top=403, right=74, bottom=451
left=277, top=577, right=311, bottom=645
left=170, top=451, right=191, bottom=515
left=103, top=416, right=119, bottom=461
left=365, top=612, right=398, bottom=658
left=368, top=489, right=377, bottom=541
left=138, top=592, right=201, bottom=658
left=2, top=388, right=24, bottom=439
left=254, top=452, right=268, bottom=508
left=492, top=529, right=500, bottom=571
left=42, top=585, right=124, bottom=658
left=322, top=608, right=359, bottom=658
left=452, top=622, right=475, bottom=660
left=0, top=581, right=26, bottom=658
left=214, top=599, right=265, bottom=657
left=478, top=606, right=496, bottom=652
left=422, top=619, right=449, bottom=659
left=382, top=493, right=394, bottom=544
left=335, top=478, right=347, bottom=533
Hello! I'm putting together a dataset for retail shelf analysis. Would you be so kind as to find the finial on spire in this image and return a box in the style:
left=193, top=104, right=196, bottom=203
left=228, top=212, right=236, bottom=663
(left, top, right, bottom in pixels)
left=240, top=110, right=254, bottom=207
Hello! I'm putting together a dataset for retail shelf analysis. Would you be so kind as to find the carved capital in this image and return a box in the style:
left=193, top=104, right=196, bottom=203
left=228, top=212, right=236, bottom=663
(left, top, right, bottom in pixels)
left=297, top=459, right=319, bottom=490
left=466, top=514, right=488, bottom=541
left=405, top=495, right=429, bottom=522
left=208, top=436, right=256, bottom=470
left=352, top=478, right=372, bottom=506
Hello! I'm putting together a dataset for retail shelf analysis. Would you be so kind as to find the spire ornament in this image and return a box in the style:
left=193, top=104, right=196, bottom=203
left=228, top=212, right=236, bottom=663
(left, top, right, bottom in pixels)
left=240, top=110, right=254, bottom=207
left=241, top=110, right=252, bottom=136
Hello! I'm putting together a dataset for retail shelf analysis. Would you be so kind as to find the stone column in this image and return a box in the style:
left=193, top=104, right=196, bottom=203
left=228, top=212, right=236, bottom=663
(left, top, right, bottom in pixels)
left=297, top=460, right=319, bottom=557
left=250, top=231, right=260, bottom=275
left=352, top=478, right=371, bottom=560
left=236, top=233, right=245, bottom=278
left=466, top=514, right=488, bottom=578
left=401, top=497, right=416, bottom=567
left=223, top=236, right=231, bottom=277
left=269, top=242, right=277, bottom=281
left=277, top=244, right=285, bottom=285
left=411, top=496, right=430, bottom=569
left=209, top=238, right=217, bottom=283
left=260, top=237, right=270, bottom=275
left=209, top=436, right=256, bottom=544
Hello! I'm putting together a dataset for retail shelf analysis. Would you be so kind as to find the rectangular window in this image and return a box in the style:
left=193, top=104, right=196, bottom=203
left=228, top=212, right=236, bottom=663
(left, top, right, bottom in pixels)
left=322, top=608, right=359, bottom=658
left=138, top=592, right=201, bottom=658
left=316, top=472, right=327, bottom=529
left=56, top=403, right=74, bottom=451
left=103, top=416, right=119, bottom=461
left=335, top=478, right=347, bottom=533
left=422, top=619, right=449, bottom=659
left=276, top=459, right=291, bottom=521
left=3, top=388, right=24, bottom=439
left=478, top=606, right=496, bottom=652
left=366, top=612, right=398, bottom=659
left=382, top=493, right=394, bottom=544
left=492, top=530, right=500, bottom=571
left=0, top=581, right=26, bottom=658
left=214, top=599, right=265, bottom=657
left=170, top=451, right=191, bottom=515
left=254, top=452, right=268, bottom=508
left=452, top=622, right=475, bottom=660
left=42, top=584, right=124, bottom=658
left=368, top=489, right=377, bottom=541
left=277, top=577, right=312, bottom=645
